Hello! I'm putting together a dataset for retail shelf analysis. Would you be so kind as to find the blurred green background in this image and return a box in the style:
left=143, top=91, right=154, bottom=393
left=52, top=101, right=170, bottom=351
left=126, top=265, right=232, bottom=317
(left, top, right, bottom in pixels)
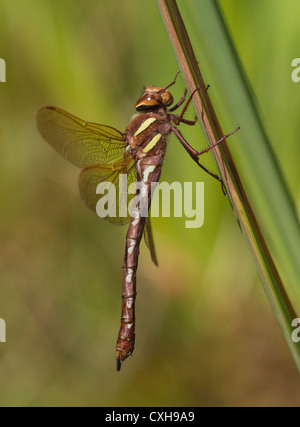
left=0, top=0, right=299, bottom=406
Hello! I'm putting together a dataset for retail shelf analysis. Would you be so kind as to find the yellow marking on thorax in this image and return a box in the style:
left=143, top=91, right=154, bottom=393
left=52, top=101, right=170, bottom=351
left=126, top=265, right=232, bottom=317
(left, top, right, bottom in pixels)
left=143, top=133, right=162, bottom=153
left=134, top=117, right=156, bottom=137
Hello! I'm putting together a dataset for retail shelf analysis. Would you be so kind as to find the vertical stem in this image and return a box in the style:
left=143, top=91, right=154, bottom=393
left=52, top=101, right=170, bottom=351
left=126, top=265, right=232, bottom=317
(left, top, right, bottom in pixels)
left=156, top=0, right=300, bottom=370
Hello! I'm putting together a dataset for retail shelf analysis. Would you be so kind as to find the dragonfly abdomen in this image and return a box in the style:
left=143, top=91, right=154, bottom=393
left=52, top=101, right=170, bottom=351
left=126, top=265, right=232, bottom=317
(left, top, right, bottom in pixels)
left=116, top=159, right=164, bottom=371
left=116, top=219, right=145, bottom=371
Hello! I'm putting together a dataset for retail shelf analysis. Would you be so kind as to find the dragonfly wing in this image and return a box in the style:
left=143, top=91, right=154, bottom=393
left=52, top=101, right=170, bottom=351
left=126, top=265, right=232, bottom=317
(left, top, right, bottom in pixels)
left=79, top=161, right=137, bottom=226
left=36, top=106, right=126, bottom=168
left=144, top=216, right=158, bottom=266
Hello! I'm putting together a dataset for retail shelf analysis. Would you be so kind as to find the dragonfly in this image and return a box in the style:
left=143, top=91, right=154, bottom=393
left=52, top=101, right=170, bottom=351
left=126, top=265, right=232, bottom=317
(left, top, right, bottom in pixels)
left=36, top=72, right=239, bottom=371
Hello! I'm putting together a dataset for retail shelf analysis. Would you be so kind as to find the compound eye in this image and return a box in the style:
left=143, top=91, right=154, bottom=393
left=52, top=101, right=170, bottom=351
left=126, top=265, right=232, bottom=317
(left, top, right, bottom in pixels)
left=159, top=90, right=173, bottom=107
left=135, top=94, right=160, bottom=110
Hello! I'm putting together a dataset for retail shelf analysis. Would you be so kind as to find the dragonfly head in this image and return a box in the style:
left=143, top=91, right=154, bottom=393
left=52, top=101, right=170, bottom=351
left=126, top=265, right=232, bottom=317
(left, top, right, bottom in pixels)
left=135, top=86, right=174, bottom=111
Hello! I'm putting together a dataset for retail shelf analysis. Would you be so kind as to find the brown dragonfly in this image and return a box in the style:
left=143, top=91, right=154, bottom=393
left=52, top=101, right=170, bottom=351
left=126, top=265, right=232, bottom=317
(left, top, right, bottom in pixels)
left=37, top=72, right=239, bottom=371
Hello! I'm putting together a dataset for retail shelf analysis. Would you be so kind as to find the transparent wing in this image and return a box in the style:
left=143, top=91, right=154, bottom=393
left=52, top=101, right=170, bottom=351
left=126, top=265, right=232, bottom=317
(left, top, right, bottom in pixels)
left=79, top=160, right=158, bottom=263
left=36, top=106, right=126, bottom=168
left=79, top=160, right=137, bottom=226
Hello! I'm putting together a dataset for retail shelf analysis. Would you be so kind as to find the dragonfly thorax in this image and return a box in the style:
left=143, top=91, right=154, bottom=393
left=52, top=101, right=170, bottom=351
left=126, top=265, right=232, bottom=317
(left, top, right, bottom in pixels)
left=124, top=111, right=170, bottom=160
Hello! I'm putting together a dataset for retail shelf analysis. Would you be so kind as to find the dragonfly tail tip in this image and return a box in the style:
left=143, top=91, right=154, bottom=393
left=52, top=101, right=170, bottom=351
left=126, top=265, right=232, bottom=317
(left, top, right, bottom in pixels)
left=116, top=357, right=122, bottom=372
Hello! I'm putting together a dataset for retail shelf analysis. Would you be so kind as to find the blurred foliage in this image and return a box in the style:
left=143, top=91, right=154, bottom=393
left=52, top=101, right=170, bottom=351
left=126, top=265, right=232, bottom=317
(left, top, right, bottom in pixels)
left=0, top=0, right=299, bottom=406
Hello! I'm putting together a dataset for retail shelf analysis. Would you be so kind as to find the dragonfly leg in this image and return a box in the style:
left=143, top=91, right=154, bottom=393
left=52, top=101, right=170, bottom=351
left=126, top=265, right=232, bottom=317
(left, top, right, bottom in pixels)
left=171, top=125, right=239, bottom=195
left=169, top=89, right=188, bottom=112
left=195, top=126, right=240, bottom=156
left=161, top=70, right=181, bottom=93
left=170, top=86, right=200, bottom=126
left=180, top=117, right=198, bottom=126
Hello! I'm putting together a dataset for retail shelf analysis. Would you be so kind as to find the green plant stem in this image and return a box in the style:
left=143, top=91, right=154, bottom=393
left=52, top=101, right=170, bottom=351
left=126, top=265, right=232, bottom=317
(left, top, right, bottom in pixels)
left=157, top=0, right=300, bottom=371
